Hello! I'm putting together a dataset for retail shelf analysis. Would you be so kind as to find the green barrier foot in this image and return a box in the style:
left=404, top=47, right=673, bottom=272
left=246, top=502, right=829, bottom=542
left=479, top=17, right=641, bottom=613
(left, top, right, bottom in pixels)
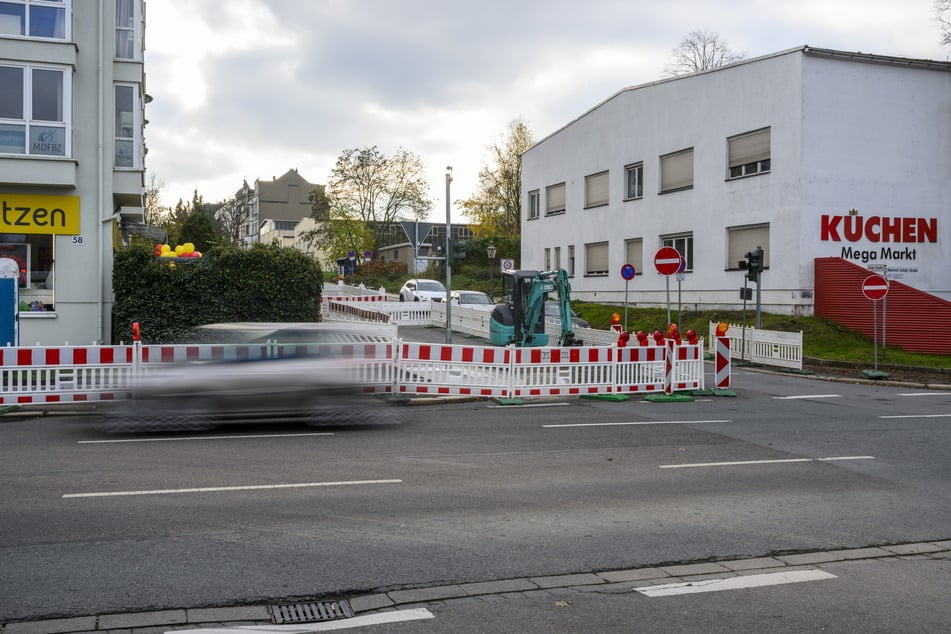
left=711, top=388, right=737, bottom=397
left=691, top=389, right=715, bottom=396
left=862, top=370, right=890, bottom=380
left=581, top=394, right=630, bottom=402
left=0, top=405, right=21, bottom=415
left=492, top=397, right=525, bottom=406
left=643, top=393, right=694, bottom=403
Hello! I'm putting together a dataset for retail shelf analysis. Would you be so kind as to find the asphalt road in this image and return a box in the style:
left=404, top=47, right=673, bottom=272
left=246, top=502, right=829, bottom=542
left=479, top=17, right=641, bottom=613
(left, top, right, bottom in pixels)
left=1, top=336, right=949, bottom=629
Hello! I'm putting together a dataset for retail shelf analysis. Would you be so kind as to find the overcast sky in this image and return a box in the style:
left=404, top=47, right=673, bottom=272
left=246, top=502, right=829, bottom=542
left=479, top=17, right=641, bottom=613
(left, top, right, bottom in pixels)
left=144, top=0, right=948, bottom=220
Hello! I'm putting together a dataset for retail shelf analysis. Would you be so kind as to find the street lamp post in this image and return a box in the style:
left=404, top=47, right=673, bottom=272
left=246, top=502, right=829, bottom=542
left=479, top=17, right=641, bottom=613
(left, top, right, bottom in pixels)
left=487, top=243, right=496, bottom=302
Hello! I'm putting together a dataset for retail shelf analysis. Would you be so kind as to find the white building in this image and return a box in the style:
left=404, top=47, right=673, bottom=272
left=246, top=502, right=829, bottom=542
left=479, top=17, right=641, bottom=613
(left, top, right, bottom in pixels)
left=0, top=0, right=146, bottom=344
left=520, top=46, right=951, bottom=316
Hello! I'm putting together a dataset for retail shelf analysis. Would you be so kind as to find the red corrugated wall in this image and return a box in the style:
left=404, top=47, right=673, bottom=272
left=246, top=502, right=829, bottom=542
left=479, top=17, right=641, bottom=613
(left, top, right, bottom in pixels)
left=814, top=257, right=951, bottom=354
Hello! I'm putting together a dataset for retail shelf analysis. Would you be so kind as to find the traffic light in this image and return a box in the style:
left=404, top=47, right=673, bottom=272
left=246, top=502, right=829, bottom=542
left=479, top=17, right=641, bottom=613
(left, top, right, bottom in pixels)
left=740, top=246, right=764, bottom=283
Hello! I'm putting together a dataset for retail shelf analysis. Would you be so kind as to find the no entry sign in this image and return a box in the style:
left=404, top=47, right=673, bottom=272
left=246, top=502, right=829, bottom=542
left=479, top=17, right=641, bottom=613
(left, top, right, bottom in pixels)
left=862, top=274, right=889, bottom=301
left=654, top=247, right=682, bottom=275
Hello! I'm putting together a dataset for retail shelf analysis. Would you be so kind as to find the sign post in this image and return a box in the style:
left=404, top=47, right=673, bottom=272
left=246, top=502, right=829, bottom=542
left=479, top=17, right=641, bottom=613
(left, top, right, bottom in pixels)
left=620, top=263, right=636, bottom=332
left=654, top=247, right=682, bottom=326
left=862, top=274, right=889, bottom=376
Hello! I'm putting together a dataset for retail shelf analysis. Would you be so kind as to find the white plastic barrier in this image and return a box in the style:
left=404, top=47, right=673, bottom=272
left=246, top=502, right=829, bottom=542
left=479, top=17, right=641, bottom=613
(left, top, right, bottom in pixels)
left=708, top=322, right=802, bottom=370
left=615, top=345, right=666, bottom=394
left=396, top=342, right=511, bottom=398
left=508, top=346, right=617, bottom=398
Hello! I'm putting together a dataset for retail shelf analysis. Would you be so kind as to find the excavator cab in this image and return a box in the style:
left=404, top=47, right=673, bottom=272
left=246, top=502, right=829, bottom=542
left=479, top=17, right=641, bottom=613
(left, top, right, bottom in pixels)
left=489, top=269, right=579, bottom=347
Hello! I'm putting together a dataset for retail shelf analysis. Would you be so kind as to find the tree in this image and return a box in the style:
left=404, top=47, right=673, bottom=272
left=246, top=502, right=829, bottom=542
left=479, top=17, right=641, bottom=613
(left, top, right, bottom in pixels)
left=938, top=0, right=951, bottom=46
left=143, top=173, right=168, bottom=227
left=214, top=197, right=248, bottom=245
left=458, top=119, right=534, bottom=239
left=321, top=146, right=431, bottom=253
left=665, top=29, right=745, bottom=76
left=179, top=212, right=217, bottom=253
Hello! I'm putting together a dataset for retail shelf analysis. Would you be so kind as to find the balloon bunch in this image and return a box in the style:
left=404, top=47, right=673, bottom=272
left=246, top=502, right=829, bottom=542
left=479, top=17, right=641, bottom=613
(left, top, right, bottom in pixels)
left=154, top=243, right=202, bottom=258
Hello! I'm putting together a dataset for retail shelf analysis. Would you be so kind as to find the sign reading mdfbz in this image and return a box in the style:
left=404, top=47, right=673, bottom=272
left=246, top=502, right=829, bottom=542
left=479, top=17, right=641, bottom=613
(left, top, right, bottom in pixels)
left=1, top=194, right=80, bottom=235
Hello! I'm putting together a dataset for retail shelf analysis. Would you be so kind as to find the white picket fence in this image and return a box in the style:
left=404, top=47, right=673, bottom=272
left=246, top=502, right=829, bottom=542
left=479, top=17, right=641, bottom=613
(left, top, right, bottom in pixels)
left=708, top=322, right=803, bottom=370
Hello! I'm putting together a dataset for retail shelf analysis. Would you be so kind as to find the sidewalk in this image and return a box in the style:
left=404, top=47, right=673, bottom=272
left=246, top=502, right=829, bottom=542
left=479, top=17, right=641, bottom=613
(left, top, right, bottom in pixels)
left=4, top=541, right=949, bottom=633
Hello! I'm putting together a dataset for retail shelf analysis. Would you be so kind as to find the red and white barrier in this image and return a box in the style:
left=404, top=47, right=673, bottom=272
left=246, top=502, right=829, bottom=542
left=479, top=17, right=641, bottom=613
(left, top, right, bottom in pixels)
left=616, top=345, right=665, bottom=393
left=509, top=346, right=616, bottom=398
left=396, top=343, right=511, bottom=397
left=715, top=336, right=731, bottom=388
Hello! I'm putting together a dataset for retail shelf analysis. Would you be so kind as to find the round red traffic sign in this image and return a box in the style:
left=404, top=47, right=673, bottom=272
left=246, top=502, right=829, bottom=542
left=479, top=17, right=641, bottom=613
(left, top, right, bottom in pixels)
left=862, top=274, right=889, bottom=301
left=620, top=263, right=636, bottom=280
left=654, top=247, right=682, bottom=275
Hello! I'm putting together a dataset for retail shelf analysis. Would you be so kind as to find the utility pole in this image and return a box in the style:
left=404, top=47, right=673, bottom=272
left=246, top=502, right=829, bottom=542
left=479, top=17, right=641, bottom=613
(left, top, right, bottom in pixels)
left=445, top=166, right=453, bottom=345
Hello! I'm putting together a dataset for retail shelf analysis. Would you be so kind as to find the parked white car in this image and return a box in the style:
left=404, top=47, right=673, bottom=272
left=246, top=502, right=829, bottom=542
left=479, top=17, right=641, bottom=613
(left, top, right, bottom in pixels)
left=399, top=279, right=447, bottom=302
left=450, top=290, right=494, bottom=311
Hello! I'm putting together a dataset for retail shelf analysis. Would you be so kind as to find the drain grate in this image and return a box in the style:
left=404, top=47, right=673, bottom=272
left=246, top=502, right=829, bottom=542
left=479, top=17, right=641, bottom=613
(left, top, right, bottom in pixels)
left=268, top=599, right=355, bottom=624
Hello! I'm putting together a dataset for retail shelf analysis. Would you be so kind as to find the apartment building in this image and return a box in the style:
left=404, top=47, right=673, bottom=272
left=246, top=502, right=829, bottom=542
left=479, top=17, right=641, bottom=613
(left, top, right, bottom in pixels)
left=0, top=0, right=146, bottom=344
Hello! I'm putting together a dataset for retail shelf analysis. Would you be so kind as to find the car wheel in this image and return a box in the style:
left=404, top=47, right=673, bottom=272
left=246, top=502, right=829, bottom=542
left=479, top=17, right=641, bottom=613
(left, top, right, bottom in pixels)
left=400, top=294, right=405, bottom=302
left=414, top=296, right=420, bottom=302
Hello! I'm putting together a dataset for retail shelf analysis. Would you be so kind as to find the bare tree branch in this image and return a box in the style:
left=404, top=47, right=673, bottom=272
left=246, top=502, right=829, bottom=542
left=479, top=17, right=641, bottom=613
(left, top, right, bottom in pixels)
left=665, top=29, right=745, bottom=77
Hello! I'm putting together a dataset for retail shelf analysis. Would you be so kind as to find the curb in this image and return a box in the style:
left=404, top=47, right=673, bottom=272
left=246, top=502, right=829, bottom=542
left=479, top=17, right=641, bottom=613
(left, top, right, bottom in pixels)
left=3, top=540, right=949, bottom=633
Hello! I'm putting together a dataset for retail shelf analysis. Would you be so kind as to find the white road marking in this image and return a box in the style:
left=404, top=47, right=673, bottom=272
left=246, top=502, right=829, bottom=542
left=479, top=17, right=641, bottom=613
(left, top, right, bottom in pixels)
left=544, top=419, right=731, bottom=428
left=659, top=456, right=874, bottom=469
left=63, top=479, right=402, bottom=499
left=634, top=569, right=837, bottom=597
left=898, top=392, right=951, bottom=397
left=166, top=608, right=435, bottom=632
left=78, top=432, right=334, bottom=444
left=772, top=394, right=842, bottom=400
left=878, top=413, right=951, bottom=419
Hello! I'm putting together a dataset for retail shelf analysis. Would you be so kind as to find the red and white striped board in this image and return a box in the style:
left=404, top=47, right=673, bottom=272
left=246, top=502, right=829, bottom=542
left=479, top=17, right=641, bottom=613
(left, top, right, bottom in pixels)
left=715, top=336, right=731, bottom=388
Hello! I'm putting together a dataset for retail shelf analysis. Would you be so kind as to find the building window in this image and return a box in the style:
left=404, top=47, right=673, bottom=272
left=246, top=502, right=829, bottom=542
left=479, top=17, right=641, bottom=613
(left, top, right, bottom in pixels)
left=0, top=0, right=68, bottom=39
left=660, top=148, right=693, bottom=193
left=585, top=242, right=609, bottom=276
left=554, top=246, right=561, bottom=270
left=0, top=64, right=69, bottom=156
left=584, top=171, right=609, bottom=208
left=661, top=234, right=693, bottom=272
left=527, top=189, right=539, bottom=220
left=545, top=182, right=566, bottom=216
left=625, top=162, right=643, bottom=200
left=115, top=0, right=140, bottom=60
left=115, top=83, right=140, bottom=168
left=728, top=128, right=770, bottom=179
left=727, top=224, right=770, bottom=270
left=0, top=234, right=54, bottom=311
left=544, top=247, right=551, bottom=270
left=568, top=245, right=575, bottom=277
left=624, top=238, right=643, bottom=274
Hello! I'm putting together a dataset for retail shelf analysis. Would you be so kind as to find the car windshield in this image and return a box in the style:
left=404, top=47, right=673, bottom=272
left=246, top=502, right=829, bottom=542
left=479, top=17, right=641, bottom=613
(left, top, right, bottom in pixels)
left=544, top=302, right=578, bottom=318
left=417, top=281, right=445, bottom=292
left=458, top=293, right=491, bottom=304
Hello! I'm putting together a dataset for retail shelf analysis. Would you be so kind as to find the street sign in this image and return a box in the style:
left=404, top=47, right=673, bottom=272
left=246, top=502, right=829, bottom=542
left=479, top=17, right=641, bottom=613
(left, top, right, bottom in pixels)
left=501, top=258, right=515, bottom=272
left=620, top=263, right=636, bottom=280
left=862, top=274, right=889, bottom=301
left=399, top=222, right=434, bottom=249
left=654, top=247, right=682, bottom=275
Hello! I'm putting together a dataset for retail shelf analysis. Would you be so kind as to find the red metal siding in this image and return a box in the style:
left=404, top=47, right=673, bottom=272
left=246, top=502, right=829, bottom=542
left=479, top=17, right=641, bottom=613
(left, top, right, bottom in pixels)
left=814, top=258, right=951, bottom=354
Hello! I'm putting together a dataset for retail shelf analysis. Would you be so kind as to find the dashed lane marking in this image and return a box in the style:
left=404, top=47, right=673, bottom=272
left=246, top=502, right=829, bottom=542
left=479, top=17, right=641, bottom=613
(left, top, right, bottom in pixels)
left=634, top=569, right=837, bottom=597
left=772, top=394, right=842, bottom=400
left=659, top=456, right=874, bottom=469
left=878, top=413, right=951, bottom=419
left=63, top=479, right=403, bottom=499
left=544, top=419, right=731, bottom=428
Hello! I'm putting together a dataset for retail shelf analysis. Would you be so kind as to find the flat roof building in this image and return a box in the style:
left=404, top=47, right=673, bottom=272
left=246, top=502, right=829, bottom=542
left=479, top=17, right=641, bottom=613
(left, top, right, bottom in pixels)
left=520, top=46, right=951, bottom=316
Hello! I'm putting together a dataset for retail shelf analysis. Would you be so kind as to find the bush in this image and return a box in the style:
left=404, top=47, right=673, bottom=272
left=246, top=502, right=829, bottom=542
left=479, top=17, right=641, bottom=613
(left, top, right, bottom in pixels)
left=113, top=243, right=323, bottom=343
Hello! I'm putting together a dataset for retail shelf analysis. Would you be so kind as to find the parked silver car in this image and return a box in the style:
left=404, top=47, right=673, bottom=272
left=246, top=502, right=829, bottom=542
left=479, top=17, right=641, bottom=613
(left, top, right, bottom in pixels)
left=450, top=290, right=494, bottom=310
left=101, top=323, right=402, bottom=432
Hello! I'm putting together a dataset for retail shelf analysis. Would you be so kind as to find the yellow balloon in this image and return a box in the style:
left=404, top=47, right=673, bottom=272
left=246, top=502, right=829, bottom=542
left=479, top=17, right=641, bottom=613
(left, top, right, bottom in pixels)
left=183, top=242, right=195, bottom=254
left=174, top=245, right=184, bottom=255
left=161, top=251, right=175, bottom=257
left=160, top=244, right=171, bottom=253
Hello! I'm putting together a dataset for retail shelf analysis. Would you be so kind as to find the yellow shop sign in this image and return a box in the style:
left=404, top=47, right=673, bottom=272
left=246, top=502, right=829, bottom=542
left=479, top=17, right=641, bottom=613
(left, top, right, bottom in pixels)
left=0, top=193, right=80, bottom=235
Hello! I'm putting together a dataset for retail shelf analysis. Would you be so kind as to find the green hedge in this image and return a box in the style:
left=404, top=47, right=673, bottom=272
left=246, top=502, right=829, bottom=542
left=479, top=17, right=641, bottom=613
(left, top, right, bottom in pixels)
left=112, top=243, right=323, bottom=343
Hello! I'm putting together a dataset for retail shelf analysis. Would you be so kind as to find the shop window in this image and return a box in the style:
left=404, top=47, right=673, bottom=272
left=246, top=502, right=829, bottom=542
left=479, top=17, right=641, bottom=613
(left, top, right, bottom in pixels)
left=0, top=234, right=54, bottom=312
left=0, top=0, right=68, bottom=39
left=0, top=64, right=69, bottom=157
left=585, top=242, right=609, bottom=276
left=661, top=233, right=693, bottom=272
left=728, top=128, right=771, bottom=179
left=545, top=182, right=566, bottom=215
left=660, top=148, right=693, bottom=193
left=584, top=171, right=609, bottom=208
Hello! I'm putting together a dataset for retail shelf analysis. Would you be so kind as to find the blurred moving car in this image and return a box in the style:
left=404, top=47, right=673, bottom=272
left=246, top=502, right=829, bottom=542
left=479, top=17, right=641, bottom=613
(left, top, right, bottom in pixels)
left=450, top=290, right=494, bottom=310
left=399, top=279, right=447, bottom=302
left=544, top=301, right=590, bottom=329
left=101, top=323, right=403, bottom=432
